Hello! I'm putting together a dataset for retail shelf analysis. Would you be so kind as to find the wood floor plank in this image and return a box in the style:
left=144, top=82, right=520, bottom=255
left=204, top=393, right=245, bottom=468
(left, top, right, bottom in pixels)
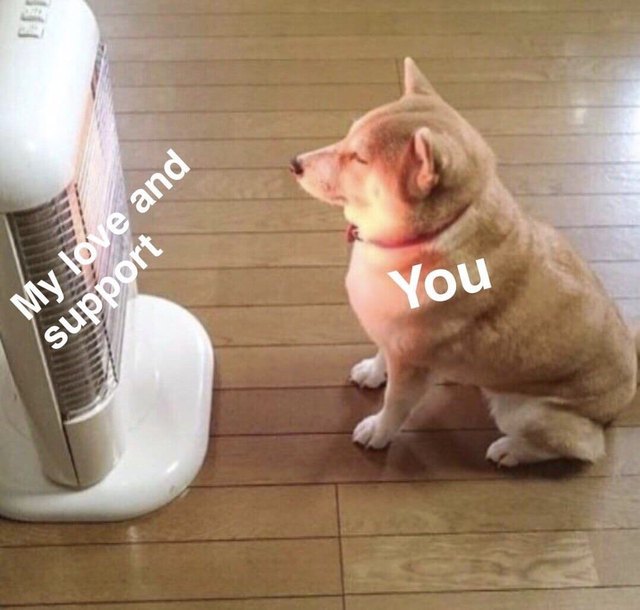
left=213, top=387, right=384, bottom=435
left=0, top=486, right=337, bottom=546
left=126, top=168, right=298, bottom=200
left=129, top=198, right=340, bottom=233
left=214, top=345, right=372, bottom=388
left=143, top=233, right=346, bottom=269
left=116, top=108, right=640, bottom=140
left=106, top=35, right=640, bottom=62
left=562, top=227, right=640, bottom=261
left=111, top=59, right=397, bottom=86
left=342, top=532, right=597, bottom=593
left=589, top=529, right=640, bottom=585
left=214, top=343, right=640, bottom=388
left=501, top=135, right=640, bottom=163
left=114, top=84, right=399, bottom=113
left=115, top=82, right=640, bottom=113
left=10, top=600, right=343, bottom=610
left=592, top=262, right=640, bottom=298
left=0, top=539, right=342, bottom=605
left=121, top=136, right=640, bottom=169
left=503, top=164, right=640, bottom=195
left=339, top=477, right=640, bottom=535
left=345, top=588, right=640, bottom=610
left=524, top=195, right=640, bottom=226
left=127, top=168, right=301, bottom=201
left=617, top=298, right=640, bottom=317
left=111, top=58, right=640, bottom=87
left=89, top=0, right=640, bottom=16
left=117, top=110, right=353, bottom=140
left=100, top=12, right=640, bottom=38
left=195, top=427, right=640, bottom=486
left=211, top=387, right=640, bottom=435
left=411, top=56, right=640, bottom=82
left=211, top=386, right=489, bottom=436
left=139, top=267, right=347, bottom=306
left=197, top=430, right=499, bottom=486
left=192, top=304, right=365, bottom=347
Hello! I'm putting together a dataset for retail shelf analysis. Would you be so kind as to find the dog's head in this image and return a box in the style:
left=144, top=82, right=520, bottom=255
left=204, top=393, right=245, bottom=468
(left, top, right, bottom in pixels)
left=291, top=58, right=496, bottom=245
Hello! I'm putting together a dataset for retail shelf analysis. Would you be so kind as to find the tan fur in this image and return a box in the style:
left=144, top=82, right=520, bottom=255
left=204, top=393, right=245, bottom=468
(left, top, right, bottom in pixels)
left=293, top=58, right=639, bottom=465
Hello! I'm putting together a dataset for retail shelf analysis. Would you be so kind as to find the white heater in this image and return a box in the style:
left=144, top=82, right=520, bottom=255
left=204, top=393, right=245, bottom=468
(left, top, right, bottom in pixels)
left=0, top=0, right=214, bottom=521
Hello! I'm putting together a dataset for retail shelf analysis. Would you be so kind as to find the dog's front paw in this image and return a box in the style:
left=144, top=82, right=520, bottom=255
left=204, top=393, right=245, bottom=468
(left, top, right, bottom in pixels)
left=350, top=356, right=387, bottom=388
left=352, top=414, right=394, bottom=449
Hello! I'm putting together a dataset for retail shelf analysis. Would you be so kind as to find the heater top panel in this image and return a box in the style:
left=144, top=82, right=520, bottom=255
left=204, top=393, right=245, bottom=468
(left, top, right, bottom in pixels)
left=0, top=0, right=100, bottom=213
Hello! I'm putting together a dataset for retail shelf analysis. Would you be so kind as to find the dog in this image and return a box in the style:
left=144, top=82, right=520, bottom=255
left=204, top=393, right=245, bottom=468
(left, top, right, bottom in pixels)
left=291, top=58, right=640, bottom=467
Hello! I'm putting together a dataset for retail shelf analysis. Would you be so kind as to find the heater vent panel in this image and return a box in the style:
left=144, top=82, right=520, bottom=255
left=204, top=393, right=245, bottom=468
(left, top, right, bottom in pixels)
left=8, top=43, right=131, bottom=421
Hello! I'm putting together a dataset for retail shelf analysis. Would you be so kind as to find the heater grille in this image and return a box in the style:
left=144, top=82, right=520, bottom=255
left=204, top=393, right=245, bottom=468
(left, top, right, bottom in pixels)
left=8, top=44, right=131, bottom=420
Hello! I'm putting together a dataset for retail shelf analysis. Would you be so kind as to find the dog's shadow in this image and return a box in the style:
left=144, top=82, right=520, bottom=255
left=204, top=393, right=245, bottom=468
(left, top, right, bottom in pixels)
left=352, top=384, right=595, bottom=481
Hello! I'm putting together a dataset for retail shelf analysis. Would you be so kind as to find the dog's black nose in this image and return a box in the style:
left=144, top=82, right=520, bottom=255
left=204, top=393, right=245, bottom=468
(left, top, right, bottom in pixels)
left=289, top=156, right=304, bottom=176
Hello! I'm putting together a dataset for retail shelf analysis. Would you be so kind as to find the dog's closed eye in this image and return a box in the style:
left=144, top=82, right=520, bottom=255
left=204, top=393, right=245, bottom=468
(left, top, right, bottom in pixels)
left=348, top=151, right=369, bottom=165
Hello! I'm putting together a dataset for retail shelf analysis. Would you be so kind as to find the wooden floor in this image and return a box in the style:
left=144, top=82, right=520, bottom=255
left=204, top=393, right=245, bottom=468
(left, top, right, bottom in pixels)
left=3, top=0, right=640, bottom=607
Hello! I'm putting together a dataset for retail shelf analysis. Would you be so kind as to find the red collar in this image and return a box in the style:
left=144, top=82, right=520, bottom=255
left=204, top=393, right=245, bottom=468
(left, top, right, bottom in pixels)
left=346, top=204, right=470, bottom=249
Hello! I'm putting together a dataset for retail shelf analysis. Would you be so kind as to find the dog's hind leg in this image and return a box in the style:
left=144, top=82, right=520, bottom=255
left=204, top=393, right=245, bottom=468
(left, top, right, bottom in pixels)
left=484, top=393, right=606, bottom=467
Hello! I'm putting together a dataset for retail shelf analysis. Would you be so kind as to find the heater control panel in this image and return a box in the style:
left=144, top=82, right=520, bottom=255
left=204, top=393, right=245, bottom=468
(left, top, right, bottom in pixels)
left=21, top=7, right=48, bottom=21
left=18, top=0, right=51, bottom=38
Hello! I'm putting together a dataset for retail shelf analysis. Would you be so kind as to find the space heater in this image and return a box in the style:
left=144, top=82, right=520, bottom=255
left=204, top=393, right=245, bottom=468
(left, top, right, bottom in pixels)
left=0, top=0, right=214, bottom=521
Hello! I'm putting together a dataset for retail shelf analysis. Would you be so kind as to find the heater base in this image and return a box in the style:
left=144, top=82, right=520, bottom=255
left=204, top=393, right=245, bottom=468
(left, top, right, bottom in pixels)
left=0, top=295, right=214, bottom=522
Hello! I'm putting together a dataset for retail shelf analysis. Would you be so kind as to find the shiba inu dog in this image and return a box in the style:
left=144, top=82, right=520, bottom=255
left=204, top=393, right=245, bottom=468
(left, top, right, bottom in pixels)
left=291, top=58, right=640, bottom=467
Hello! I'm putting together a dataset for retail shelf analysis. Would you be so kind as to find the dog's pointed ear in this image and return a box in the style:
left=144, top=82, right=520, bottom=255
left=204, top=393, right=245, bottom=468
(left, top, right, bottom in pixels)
left=403, top=57, right=434, bottom=96
left=411, top=127, right=439, bottom=196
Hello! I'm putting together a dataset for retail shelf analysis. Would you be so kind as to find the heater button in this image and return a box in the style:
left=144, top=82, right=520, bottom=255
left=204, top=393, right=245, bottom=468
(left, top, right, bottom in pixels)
left=21, top=7, right=48, bottom=22
left=18, top=23, right=45, bottom=38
